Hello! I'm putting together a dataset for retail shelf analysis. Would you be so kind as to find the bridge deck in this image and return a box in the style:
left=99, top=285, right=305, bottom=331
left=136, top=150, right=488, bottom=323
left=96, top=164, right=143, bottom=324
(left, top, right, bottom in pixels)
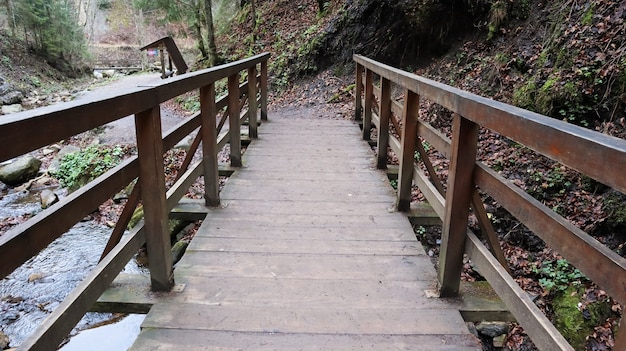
left=129, top=117, right=481, bottom=350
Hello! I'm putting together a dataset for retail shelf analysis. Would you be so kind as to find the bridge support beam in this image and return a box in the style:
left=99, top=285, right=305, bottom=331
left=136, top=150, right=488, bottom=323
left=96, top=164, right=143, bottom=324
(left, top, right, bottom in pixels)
left=200, top=83, right=220, bottom=207
left=135, top=107, right=175, bottom=292
left=396, top=90, right=419, bottom=211
left=228, top=73, right=242, bottom=167
left=438, top=114, right=478, bottom=297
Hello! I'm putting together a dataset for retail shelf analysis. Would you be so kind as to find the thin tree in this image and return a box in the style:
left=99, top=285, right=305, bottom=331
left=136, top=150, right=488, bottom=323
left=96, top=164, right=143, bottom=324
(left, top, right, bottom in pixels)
left=203, top=0, right=219, bottom=66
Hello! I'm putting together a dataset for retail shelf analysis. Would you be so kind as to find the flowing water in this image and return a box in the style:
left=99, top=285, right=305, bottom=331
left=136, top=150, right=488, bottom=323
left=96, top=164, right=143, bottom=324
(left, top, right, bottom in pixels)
left=0, top=187, right=146, bottom=349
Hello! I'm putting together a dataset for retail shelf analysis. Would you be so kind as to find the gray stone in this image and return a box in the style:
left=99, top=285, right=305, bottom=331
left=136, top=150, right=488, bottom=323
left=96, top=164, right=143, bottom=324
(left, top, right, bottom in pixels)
left=0, top=91, right=24, bottom=105
left=493, top=334, right=506, bottom=348
left=0, top=330, right=9, bottom=349
left=40, top=189, right=59, bottom=209
left=1, top=104, right=23, bottom=114
left=93, top=71, right=103, bottom=79
left=0, top=82, right=11, bottom=95
left=102, top=70, right=116, bottom=78
left=0, top=155, right=42, bottom=186
left=476, top=321, right=510, bottom=338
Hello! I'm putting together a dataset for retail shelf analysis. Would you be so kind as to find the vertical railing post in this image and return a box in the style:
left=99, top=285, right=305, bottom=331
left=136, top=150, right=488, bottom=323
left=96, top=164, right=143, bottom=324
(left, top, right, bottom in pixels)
left=200, top=83, right=220, bottom=207
left=260, top=59, right=268, bottom=121
left=248, top=66, right=258, bottom=138
left=397, top=90, right=419, bottom=211
left=134, top=106, right=174, bottom=292
left=362, top=68, right=373, bottom=140
left=438, top=114, right=479, bottom=297
left=377, top=76, right=391, bottom=169
left=228, top=73, right=242, bottom=167
left=355, top=64, right=363, bottom=121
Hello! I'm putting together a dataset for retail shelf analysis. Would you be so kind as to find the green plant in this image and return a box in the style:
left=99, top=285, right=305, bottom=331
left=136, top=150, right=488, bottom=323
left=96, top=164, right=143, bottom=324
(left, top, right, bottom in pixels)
left=533, top=259, right=587, bottom=293
left=389, top=179, right=398, bottom=190
left=1, top=55, right=10, bottom=65
left=52, top=145, right=124, bottom=191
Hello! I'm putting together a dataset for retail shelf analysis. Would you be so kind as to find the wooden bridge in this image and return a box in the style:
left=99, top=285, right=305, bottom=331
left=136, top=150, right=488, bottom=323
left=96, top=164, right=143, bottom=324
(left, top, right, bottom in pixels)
left=1, top=53, right=626, bottom=350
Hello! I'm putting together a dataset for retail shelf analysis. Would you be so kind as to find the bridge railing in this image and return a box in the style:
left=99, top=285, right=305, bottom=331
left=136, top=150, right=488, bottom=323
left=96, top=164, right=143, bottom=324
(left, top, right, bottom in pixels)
left=354, top=54, right=626, bottom=350
left=0, top=52, right=269, bottom=350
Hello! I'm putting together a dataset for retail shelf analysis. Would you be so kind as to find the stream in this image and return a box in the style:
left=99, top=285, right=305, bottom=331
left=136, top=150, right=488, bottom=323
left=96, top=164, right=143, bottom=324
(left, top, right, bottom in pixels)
left=0, top=186, right=146, bottom=349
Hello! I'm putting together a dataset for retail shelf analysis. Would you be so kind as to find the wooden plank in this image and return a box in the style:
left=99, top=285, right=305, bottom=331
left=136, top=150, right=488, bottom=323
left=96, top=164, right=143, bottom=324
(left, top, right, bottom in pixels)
left=458, top=281, right=514, bottom=322
left=397, top=90, right=419, bottom=211
left=200, top=83, right=220, bottom=206
left=438, top=115, right=479, bottom=297
left=176, top=252, right=436, bottom=281
left=188, top=237, right=421, bottom=256
left=168, top=276, right=445, bottom=308
left=260, top=59, right=268, bottom=121
left=228, top=73, right=242, bottom=167
left=142, top=303, right=470, bottom=335
left=194, top=225, right=418, bottom=242
left=135, top=107, right=174, bottom=292
left=355, top=63, right=363, bottom=120
left=91, top=273, right=153, bottom=314
left=248, top=66, right=258, bottom=138
left=363, top=68, right=373, bottom=140
left=206, top=199, right=395, bottom=216
left=377, top=76, right=391, bottom=169
left=200, top=214, right=414, bottom=229
left=131, top=329, right=480, bottom=351
left=466, top=232, right=574, bottom=350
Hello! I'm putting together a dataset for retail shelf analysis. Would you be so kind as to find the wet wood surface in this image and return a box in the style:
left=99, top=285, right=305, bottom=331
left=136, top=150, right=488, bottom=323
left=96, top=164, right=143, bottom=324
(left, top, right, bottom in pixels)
left=129, top=117, right=481, bottom=350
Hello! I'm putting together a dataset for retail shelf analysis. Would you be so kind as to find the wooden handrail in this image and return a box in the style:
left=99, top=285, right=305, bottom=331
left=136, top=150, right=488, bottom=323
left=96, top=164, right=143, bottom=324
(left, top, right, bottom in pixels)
left=0, top=53, right=270, bottom=350
left=354, top=54, right=626, bottom=351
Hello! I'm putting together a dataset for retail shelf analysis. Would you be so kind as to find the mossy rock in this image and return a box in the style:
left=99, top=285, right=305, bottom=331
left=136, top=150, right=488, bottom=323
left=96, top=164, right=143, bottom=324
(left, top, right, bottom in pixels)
left=553, top=286, right=613, bottom=350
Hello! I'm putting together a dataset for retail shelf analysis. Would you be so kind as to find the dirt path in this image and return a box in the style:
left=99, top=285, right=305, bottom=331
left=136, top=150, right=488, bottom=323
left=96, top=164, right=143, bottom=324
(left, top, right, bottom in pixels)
left=74, top=73, right=189, bottom=145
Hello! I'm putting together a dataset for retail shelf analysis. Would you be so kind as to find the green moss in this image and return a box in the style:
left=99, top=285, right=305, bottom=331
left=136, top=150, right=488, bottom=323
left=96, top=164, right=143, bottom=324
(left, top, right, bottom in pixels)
left=128, top=206, right=144, bottom=229
left=536, top=78, right=558, bottom=115
left=581, top=5, right=594, bottom=26
left=513, top=79, right=537, bottom=110
left=553, top=286, right=614, bottom=350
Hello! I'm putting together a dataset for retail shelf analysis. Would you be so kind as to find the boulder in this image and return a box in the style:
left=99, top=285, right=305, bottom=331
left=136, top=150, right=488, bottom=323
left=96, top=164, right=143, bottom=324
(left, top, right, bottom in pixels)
left=93, top=71, right=103, bottom=79
left=475, top=321, right=510, bottom=338
left=102, top=70, right=116, bottom=78
left=0, top=91, right=24, bottom=105
left=0, top=331, right=9, bottom=349
left=1, top=104, right=23, bottom=115
left=0, top=155, right=42, bottom=186
left=40, top=189, right=59, bottom=209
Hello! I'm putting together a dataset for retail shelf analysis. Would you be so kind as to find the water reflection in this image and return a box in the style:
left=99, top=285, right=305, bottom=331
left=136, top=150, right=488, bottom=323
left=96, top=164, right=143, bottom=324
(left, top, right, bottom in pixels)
left=0, top=221, right=144, bottom=348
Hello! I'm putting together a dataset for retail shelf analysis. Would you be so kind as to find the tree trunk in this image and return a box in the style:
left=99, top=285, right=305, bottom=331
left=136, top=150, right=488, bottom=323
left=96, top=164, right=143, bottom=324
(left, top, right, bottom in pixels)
left=317, top=0, right=325, bottom=13
left=204, top=0, right=219, bottom=66
left=4, top=0, right=15, bottom=36
left=194, top=17, right=208, bottom=59
left=250, top=0, right=257, bottom=44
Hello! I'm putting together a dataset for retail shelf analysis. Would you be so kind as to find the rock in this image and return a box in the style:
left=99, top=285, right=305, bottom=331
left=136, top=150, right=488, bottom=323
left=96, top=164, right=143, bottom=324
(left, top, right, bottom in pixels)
left=1, top=104, right=23, bottom=114
left=493, top=334, right=506, bottom=348
left=102, top=70, right=116, bottom=78
left=465, top=322, right=479, bottom=338
left=27, top=272, right=45, bottom=283
left=0, top=155, right=42, bottom=186
left=476, top=321, right=510, bottom=338
left=0, top=91, right=24, bottom=105
left=0, top=331, right=9, bottom=349
left=0, top=82, right=11, bottom=95
left=171, top=240, right=189, bottom=264
left=40, top=189, right=59, bottom=209
left=93, top=71, right=103, bottom=79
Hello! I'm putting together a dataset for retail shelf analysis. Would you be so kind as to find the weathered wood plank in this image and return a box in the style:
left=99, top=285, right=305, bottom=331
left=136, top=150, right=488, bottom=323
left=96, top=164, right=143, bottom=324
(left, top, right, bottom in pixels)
left=194, top=225, right=418, bottom=241
left=176, top=252, right=436, bottom=281
left=131, top=329, right=480, bottom=351
left=142, top=303, right=470, bottom=335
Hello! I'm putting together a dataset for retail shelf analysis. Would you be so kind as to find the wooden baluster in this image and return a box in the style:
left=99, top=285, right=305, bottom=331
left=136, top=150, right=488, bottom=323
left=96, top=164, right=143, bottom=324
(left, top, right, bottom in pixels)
left=355, top=64, right=363, bottom=121
left=377, top=76, right=391, bottom=169
left=260, top=59, right=268, bottom=121
left=200, top=83, right=220, bottom=207
left=228, top=73, right=242, bottom=167
left=615, top=315, right=626, bottom=350
left=362, top=68, right=373, bottom=140
left=248, top=66, right=259, bottom=138
left=135, top=106, right=174, bottom=292
left=397, top=90, right=419, bottom=211
left=438, top=113, right=479, bottom=297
